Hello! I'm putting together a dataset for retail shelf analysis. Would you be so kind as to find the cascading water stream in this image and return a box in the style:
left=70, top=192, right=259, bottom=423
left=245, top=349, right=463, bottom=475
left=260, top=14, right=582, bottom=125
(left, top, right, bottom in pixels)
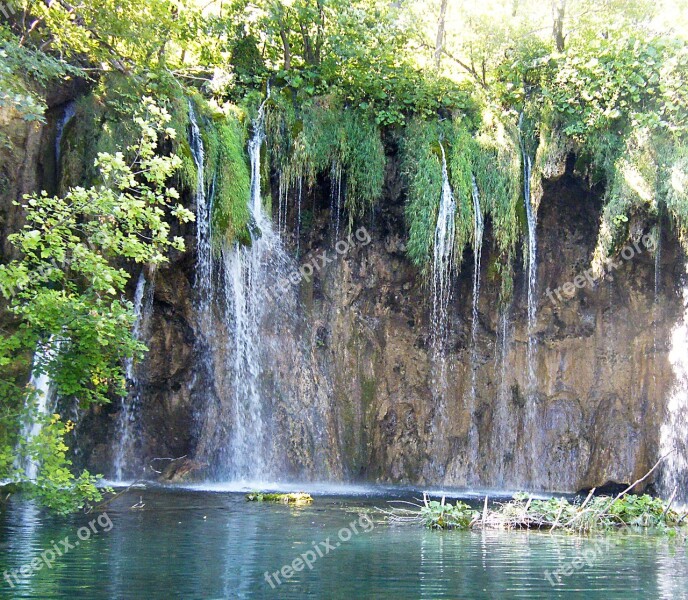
left=658, top=263, right=688, bottom=504
left=330, top=161, right=343, bottom=242
left=523, top=153, right=537, bottom=388
left=247, top=93, right=268, bottom=217
left=431, top=142, right=457, bottom=369
left=221, top=89, right=284, bottom=480
left=222, top=246, right=266, bottom=479
left=428, top=141, right=457, bottom=479
left=189, top=102, right=213, bottom=325
left=516, top=113, right=541, bottom=485
left=21, top=338, right=60, bottom=481
left=55, top=101, right=75, bottom=180
left=518, top=113, right=538, bottom=391
left=186, top=87, right=334, bottom=482
left=113, top=269, right=154, bottom=481
left=469, top=175, right=484, bottom=402
left=464, top=176, right=484, bottom=470
left=296, top=177, right=303, bottom=256
left=19, top=106, right=76, bottom=482
left=494, top=306, right=515, bottom=485
left=653, top=219, right=662, bottom=363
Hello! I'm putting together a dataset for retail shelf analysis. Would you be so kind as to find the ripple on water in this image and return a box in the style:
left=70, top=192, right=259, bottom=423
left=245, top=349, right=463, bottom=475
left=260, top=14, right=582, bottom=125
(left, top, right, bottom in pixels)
left=0, top=492, right=686, bottom=599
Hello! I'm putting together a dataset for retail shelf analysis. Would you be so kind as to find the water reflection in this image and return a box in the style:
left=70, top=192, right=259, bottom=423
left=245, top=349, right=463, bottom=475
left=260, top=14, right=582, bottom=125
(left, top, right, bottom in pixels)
left=1, top=491, right=686, bottom=599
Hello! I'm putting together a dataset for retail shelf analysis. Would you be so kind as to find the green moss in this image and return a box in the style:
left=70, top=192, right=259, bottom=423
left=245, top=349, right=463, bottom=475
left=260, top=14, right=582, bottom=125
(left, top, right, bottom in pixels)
left=401, top=115, right=521, bottom=303
left=448, top=123, right=477, bottom=259
left=245, top=492, right=313, bottom=504
left=471, top=122, right=521, bottom=304
left=195, top=101, right=251, bottom=248
left=265, top=93, right=385, bottom=227
left=400, top=119, right=444, bottom=272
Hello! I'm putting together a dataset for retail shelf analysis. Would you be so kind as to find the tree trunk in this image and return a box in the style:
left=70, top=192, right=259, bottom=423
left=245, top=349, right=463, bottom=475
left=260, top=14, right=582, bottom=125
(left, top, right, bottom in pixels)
left=314, top=0, right=325, bottom=66
left=552, top=0, right=566, bottom=52
left=434, top=0, right=449, bottom=69
left=280, top=26, right=291, bottom=70
left=300, top=22, right=314, bottom=64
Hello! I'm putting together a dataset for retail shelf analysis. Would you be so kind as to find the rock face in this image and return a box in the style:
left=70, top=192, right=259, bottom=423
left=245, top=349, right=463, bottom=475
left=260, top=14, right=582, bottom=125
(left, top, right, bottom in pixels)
left=2, top=103, right=681, bottom=492
left=294, top=160, right=681, bottom=492
left=0, top=106, right=49, bottom=259
left=78, top=151, right=682, bottom=494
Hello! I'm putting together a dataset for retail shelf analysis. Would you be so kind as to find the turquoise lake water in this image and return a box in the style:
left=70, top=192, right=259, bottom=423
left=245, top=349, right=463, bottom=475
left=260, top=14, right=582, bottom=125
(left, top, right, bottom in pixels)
left=0, top=486, right=686, bottom=599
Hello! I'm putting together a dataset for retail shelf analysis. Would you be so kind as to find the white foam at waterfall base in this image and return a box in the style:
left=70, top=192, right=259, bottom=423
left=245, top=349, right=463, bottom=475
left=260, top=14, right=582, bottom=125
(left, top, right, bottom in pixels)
left=659, top=263, right=688, bottom=504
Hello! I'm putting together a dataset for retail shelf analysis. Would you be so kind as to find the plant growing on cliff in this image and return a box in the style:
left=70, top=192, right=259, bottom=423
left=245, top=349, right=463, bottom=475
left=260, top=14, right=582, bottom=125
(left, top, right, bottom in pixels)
left=0, top=98, right=194, bottom=511
left=265, top=93, right=385, bottom=227
left=197, top=100, right=252, bottom=248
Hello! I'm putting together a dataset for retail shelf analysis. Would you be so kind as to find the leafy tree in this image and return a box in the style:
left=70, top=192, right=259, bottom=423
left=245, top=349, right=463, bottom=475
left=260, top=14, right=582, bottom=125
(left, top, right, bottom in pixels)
left=0, top=98, right=194, bottom=510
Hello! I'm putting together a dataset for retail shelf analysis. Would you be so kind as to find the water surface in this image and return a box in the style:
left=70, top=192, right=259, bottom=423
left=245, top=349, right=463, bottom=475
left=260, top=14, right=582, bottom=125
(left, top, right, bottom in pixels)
left=1, top=488, right=686, bottom=599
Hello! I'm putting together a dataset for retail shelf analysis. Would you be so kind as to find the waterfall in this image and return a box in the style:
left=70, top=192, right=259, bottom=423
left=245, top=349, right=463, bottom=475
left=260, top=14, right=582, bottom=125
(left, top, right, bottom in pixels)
left=659, top=263, right=688, bottom=504
left=247, top=94, right=268, bottom=216
left=469, top=175, right=484, bottom=401
left=519, top=117, right=538, bottom=390
left=653, top=219, right=662, bottom=361
left=277, top=173, right=286, bottom=240
left=189, top=102, right=213, bottom=323
left=221, top=246, right=267, bottom=478
left=21, top=338, right=60, bottom=481
left=431, top=142, right=457, bottom=362
left=296, top=176, right=303, bottom=256
left=55, top=101, right=75, bottom=176
left=495, top=307, right=514, bottom=485
left=223, top=90, right=270, bottom=478
left=330, top=161, right=343, bottom=242
left=19, top=101, right=77, bottom=481
left=428, top=142, right=457, bottom=479
left=219, top=89, right=293, bottom=480
left=185, top=87, right=335, bottom=482
left=113, top=269, right=154, bottom=481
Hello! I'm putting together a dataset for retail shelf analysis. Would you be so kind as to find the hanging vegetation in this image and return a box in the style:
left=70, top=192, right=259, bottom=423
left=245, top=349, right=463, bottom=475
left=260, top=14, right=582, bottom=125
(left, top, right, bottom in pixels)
left=265, top=92, right=385, bottom=226
left=401, top=115, right=522, bottom=301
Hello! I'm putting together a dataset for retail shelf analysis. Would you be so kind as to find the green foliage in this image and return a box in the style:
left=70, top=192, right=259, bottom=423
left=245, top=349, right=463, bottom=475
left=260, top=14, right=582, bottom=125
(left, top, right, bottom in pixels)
left=0, top=99, right=193, bottom=512
left=400, top=119, right=444, bottom=270
left=220, top=0, right=479, bottom=127
left=14, top=0, right=204, bottom=74
left=0, top=98, right=193, bottom=404
left=196, top=100, right=251, bottom=247
left=395, top=493, right=687, bottom=534
left=420, top=499, right=478, bottom=530
left=449, top=123, right=479, bottom=255
left=495, top=26, right=688, bottom=260
left=245, top=491, right=313, bottom=504
left=503, top=492, right=686, bottom=532
left=19, top=414, right=106, bottom=515
left=0, top=25, right=80, bottom=139
left=545, top=34, right=671, bottom=138
left=266, top=93, right=385, bottom=224
left=473, top=118, right=521, bottom=301
left=401, top=115, right=521, bottom=300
